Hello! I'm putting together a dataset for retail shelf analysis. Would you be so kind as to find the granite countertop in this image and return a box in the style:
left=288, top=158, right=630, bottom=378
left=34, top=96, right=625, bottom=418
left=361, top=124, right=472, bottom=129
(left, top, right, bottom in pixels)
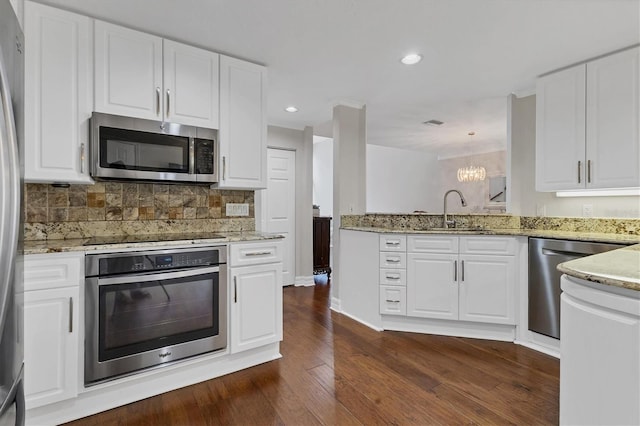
left=340, top=226, right=640, bottom=245
left=558, top=244, right=640, bottom=292
left=23, top=231, right=284, bottom=255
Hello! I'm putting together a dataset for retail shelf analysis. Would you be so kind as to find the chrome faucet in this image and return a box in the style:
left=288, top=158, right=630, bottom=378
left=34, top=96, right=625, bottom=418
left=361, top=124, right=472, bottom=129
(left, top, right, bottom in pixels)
left=443, top=189, right=467, bottom=228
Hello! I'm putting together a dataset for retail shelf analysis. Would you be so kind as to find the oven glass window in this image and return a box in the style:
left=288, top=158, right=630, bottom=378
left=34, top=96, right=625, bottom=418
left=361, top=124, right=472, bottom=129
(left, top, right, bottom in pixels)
left=99, top=126, right=189, bottom=173
left=98, top=272, right=219, bottom=361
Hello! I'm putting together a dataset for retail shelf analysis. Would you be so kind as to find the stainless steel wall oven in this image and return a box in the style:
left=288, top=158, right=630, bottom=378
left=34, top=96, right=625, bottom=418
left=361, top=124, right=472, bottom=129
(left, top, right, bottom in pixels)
left=85, top=246, right=227, bottom=385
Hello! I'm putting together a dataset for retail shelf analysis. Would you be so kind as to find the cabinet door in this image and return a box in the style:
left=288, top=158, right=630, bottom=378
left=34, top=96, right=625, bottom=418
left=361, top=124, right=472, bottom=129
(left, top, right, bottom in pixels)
left=24, top=286, right=79, bottom=409
left=163, top=40, right=219, bottom=128
left=407, top=253, right=458, bottom=320
left=230, top=263, right=282, bottom=353
left=94, top=20, right=163, bottom=120
left=536, top=64, right=586, bottom=191
left=218, top=55, right=267, bottom=189
left=24, top=1, right=92, bottom=184
left=586, top=47, right=640, bottom=189
left=458, top=255, right=515, bottom=325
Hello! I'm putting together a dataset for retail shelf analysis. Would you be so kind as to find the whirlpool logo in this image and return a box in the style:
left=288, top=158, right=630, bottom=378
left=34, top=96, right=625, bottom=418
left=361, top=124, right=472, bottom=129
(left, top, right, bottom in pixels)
left=158, top=351, right=172, bottom=359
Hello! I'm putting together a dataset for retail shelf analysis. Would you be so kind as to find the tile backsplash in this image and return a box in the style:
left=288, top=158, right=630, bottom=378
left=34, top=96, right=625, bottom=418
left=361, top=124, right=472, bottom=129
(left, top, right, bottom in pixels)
left=24, top=183, right=255, bottom=240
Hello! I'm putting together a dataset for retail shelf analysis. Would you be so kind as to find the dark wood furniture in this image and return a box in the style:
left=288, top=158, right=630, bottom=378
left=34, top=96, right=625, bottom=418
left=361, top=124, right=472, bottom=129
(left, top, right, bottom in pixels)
left=313, top=216, right=331, bottom=276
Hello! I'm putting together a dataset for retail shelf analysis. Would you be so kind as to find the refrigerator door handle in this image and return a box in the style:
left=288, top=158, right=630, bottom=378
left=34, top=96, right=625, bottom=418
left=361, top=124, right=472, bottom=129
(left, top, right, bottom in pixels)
left=0, top=51, right=20, bottom=343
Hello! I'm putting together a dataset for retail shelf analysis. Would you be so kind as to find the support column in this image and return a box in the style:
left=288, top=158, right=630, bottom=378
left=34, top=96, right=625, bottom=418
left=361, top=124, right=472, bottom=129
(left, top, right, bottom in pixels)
left=331, top=104, right=366, bottom=309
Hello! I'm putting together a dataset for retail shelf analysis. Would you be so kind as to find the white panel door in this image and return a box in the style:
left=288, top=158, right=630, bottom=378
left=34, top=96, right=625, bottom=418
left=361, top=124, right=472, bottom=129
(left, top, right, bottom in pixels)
left=264, top=149, right=295, bottom=286
left=586, top=47, right=640, bottom=189
left=230, top=263, right=283, bottom=354
left=536, top=64, right=587, bottom=191
left=407, top=253, right=458, bottom=320
left=163, top=39, right=219, bottom=128
left=218, top=55, right=267, bottom=189
left=94, top=20, right=163, bottom=120
left=24, top=1, right=93, bottom=184
left=458, top=255, right=516, bottom=325
left=24, top=286, right=79, bottom=409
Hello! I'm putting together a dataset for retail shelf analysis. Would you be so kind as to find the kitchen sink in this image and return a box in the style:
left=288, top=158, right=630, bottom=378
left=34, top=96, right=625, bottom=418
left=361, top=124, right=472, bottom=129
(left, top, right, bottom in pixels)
left=418, top=226, right=486, bottom=232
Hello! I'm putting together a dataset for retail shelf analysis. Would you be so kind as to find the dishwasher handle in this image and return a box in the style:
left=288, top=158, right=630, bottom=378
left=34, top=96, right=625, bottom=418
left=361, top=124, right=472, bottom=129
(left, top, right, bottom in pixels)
left=541, top=248, right=584, bottom=258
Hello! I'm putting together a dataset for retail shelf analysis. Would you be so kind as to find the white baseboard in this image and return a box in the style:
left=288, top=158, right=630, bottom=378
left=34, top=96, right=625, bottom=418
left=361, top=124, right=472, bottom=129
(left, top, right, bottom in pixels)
left=294, top=275, right=315, bottom=287
left=330, top=297, right=341, bottom=312
left=381, top=316, right=516, bottom=342
left=339, top=310, right=384, bottom=332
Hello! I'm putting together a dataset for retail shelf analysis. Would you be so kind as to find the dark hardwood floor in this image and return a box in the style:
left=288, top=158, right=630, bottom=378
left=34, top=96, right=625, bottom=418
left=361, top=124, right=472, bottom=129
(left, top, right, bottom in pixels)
left=67, top=281, right=559, bottom=425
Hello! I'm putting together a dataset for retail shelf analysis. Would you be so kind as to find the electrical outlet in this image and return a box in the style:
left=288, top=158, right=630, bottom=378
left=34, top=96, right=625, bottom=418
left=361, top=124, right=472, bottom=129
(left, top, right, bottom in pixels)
left=536, top=204, right=546, bottom=217
left=226, top=203, right=249, bottom=217
left=582, top=204, right=594, bottom=218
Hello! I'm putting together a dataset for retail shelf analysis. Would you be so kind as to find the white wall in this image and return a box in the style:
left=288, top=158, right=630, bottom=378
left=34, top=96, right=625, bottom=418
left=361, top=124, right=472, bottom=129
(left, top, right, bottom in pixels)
left=511, top=95, right=640, bottom=218
left=312, top=137, right=333, bottom=217
left=366, top=144, right=440, bottom=213
left=435, top=150, right=507, bottom=214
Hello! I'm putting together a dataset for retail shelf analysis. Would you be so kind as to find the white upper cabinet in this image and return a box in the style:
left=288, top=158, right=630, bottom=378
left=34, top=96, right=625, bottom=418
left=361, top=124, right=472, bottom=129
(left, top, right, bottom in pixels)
left=586, top=47, right=640, bottom=189
left=94, top=21, right=219, bottom=128
left=535, top=64, right=586, bottom=191
left=24, top=1, right=93, bottom=184
left=218, top=55, right=267, bottom=189
left=94, top=21, right=163, bottom=121
left=163, top=40, right=219, bottom=128
left=536, top=47, right=640, bottom=191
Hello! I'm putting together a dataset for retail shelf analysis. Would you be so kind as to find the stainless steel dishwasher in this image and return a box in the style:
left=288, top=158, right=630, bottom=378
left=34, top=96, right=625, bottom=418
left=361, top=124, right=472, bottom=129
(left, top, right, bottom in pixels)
left=528, top=238, right=627, bottom=339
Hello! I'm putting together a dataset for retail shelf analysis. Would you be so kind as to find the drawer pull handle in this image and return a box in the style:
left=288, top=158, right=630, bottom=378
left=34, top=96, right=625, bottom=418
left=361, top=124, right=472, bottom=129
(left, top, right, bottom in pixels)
left=245, top=251, right=272, bottom=257
left=385, top=299, right=400, bottom=303
left=386, top=258, right=401, bottom=263
left=386, top=241, right=400, bottom=246
left=386, top=274, right=401, bottom=280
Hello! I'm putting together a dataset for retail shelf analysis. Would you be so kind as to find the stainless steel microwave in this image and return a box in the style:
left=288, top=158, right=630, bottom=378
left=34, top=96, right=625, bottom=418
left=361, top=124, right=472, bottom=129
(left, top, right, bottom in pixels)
left=90, top=112, right=218, bottom=184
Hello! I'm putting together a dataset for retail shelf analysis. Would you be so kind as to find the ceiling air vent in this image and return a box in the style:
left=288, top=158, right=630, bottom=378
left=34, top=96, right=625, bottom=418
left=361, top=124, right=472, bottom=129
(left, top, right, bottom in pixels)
left=423, top=119, right=444, bottom=126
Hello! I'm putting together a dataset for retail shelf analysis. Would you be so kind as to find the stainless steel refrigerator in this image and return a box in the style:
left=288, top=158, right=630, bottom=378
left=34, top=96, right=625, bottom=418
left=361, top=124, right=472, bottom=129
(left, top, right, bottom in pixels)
left=0, top=0, right=24, bottom=424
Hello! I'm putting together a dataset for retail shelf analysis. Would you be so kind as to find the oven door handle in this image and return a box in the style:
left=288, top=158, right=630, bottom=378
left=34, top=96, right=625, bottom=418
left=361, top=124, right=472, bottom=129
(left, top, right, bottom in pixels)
left=96, top=266, right=220, bottom=286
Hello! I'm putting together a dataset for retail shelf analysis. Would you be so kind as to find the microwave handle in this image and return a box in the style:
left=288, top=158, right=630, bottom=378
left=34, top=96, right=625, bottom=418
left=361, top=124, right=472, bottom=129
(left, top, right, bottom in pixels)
left=189, top=139, right=195, bottom=174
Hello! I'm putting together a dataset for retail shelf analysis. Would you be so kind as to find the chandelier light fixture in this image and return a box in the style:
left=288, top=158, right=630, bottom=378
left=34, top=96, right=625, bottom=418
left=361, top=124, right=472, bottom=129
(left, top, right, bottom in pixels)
left=457, top=132, right=486, bottom=182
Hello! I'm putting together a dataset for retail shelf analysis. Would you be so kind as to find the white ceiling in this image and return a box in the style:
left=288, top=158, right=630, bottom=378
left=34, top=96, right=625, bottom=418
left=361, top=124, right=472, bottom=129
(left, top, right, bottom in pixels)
left=39, top=0, right=640, bottom=156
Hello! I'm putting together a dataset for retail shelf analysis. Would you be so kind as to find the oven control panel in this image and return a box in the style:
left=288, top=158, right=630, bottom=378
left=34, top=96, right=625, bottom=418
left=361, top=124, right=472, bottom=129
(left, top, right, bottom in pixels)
left=89, top=248, right=224, bottom=276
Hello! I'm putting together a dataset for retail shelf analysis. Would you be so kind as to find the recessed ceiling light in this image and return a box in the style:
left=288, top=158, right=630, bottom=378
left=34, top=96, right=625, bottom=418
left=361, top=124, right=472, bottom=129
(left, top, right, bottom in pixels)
left=285, top=106, right=299, bottom=113
left=401, top=53, right=422, bottom=65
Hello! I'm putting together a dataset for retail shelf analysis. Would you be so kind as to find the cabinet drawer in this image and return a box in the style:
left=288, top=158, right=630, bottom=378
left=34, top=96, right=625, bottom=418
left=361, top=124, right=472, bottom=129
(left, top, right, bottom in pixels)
left=460, top=236, right=516, bottom=255
left=379, top=269, right=406, bottom=286
left=379, top=235, right=406, bottom=252
left=380, top=286, right=406, bottom=316
left=229, top=240, right=283, bottom=267
left=379, top=252, right=406, bottom=269
left=408, top=236, right=458, bottom=253
left=24, top=253, right=83, bottom=292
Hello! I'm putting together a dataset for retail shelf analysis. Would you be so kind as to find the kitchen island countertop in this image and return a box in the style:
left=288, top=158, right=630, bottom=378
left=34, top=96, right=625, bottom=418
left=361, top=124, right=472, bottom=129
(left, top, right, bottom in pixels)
left=558, top=244, right=640, bottom=292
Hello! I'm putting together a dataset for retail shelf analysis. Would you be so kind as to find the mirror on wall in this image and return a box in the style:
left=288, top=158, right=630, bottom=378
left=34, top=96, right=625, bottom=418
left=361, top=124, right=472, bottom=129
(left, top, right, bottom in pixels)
left=486, top=175, right=506, bottom=207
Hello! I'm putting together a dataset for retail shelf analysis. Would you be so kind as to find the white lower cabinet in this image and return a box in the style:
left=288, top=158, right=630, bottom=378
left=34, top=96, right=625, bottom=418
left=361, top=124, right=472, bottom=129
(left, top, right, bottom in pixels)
left=458, top=255, right=516, bottom=324
left=229, top=240, right=283, bottom=354
left=407, top=253, right=458, bottom=320
left=405, top=235, right=517, bottom=325
left=23, top=252, right=82, bottom=409
left=560, top=275, right=640, bottom=425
